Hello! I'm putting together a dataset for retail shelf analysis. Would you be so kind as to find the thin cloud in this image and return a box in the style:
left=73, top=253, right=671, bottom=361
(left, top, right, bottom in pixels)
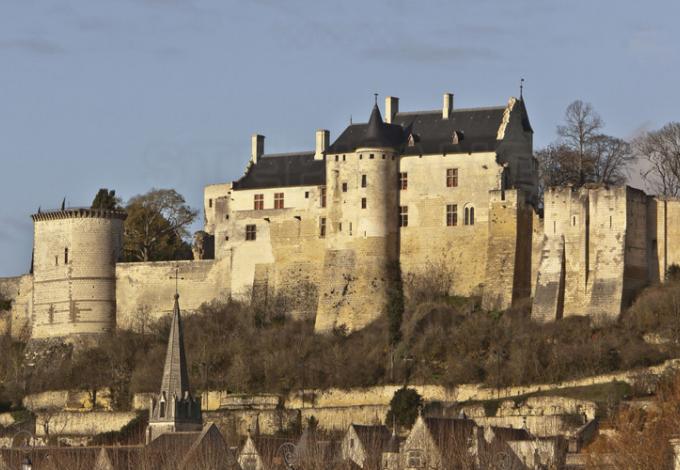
left=0, top=38, right=64, bottom=55
left=361, top=42, right=499, bottom=64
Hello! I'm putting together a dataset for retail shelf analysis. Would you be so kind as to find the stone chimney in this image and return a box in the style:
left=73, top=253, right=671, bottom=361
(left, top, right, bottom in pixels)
left=385, top=96, right=399, bottom=124
left=251, top=134, right=264, bottom=165
left=315, top=129, right=329, bottom=160
left=443, top=93, right=454, bottom=119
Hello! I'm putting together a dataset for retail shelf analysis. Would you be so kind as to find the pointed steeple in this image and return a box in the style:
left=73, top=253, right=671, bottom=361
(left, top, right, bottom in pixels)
left=146, top=293, right=202, bottom=443
left=160, top=293, right=191, bottom=399
left=365, top=102, right=385, bottom=141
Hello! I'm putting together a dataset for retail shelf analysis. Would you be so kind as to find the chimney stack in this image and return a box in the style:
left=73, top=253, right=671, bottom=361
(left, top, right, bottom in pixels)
left=251, top=134, right=264, bottom=165
left=443, top=93, right=453, bottom=119
left=385, top=96, right=399, bottom=124
left=315, top=129, right=330, bottom=160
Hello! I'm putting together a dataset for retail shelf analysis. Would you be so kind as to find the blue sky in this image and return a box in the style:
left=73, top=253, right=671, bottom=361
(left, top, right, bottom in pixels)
left=1, top=0, right=679, bottom=276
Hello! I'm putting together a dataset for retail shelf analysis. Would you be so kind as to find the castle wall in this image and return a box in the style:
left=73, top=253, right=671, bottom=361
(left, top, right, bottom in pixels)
left=650, top=198, right=680, bottom=282
left=32, top=211, right=124, bottom=338
left=316, top=148, right=399, bottom=332
left=398, top=151, right=500, bottom=298
left=213, top=184, right=327, bottom=320
left=115, top=259, right=230, bottom=330
left=0, top=274, right=32, bottom=338
left=482, top=189, right=533, bottom=310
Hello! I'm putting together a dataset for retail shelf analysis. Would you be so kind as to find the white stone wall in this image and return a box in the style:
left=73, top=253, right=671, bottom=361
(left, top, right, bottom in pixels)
left=115, top=259, right=230, bottom=329
left=32, top=212, right=124, bottom=338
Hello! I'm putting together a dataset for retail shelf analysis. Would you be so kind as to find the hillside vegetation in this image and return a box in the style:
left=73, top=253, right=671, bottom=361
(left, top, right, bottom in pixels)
left=1, top=277, right=680, bottom=410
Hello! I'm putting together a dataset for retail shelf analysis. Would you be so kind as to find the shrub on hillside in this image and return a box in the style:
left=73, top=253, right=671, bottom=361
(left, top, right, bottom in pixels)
left=386, top=387, right=423, bottom=429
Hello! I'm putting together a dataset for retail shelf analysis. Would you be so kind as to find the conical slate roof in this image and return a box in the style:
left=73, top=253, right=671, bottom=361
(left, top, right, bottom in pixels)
left=160, top=294, right=191, bottom=399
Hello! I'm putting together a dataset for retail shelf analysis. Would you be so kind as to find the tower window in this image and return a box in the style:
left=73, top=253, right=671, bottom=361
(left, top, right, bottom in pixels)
left=370, top=153, right=374, bottom=159
left=245, top=224, right=257, bottom=241
left=159, top=401, right=166, bottom=418
left=319, top=217, right=326, bottom=238
left=447, top=168, right=459, bottom=187
left=361, top=198, right=367, bottom=209
left=335, top=155, right=339, bottom=162
left=464, top=206, right=475, bottom=226
left=446, top=204, right=458, bottom=226
left=305, top=191, right=309, bottom=199
left=320, top=186, right=327, bottom=208
left=361, top=175, right=367, bottom=188
left=274, top=193, right=284, bottom=209
left=342, top=155, right=346, bottom=161
left=342, top=182, right=348, bottom=192
left=254, top=194, right=264, bottom=210
left=55, top=256, right=58, bottom=266
left=64, top=248, right=69, bottom=264
left=208, top=198, right=213, bottom=208
left=400, top=172, right=408, bottom=190
left=399, top=206, right=408, bottom=227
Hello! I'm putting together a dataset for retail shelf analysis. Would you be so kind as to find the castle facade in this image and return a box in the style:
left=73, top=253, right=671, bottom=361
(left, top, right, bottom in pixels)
left=1, top=92, right=679, bottom=340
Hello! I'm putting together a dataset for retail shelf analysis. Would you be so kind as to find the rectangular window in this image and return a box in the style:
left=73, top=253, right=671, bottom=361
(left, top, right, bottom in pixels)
left=321, top=186, right=326, bottom=208
left=447, top=168, right=458, bottom=187
left=208, top=198, right=213, bottom=208
left=319, top=217, right=326, bottom=238
left=245, top=224, right=257, bottom=241
left=274, top=192, right=284, bottom=209
left=361, top=197, right=367, bottom=209
left=399, top=206, right=408, bottom=227
left=64, top=247, right=69, bottom=264
left=342, top=182, right=348, bottom=192
left=254, top=194, right=264, bottom=210
left=399, top=172, right=408, bottom=190
left=361, top=175, right=367, bottom=188
left=446, top=204, right=458, bottom=226
left=305, top=191, right=309, bottom=199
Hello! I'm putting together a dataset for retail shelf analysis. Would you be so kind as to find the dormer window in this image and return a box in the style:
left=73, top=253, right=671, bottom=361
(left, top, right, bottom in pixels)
left=407, top=133, right=416, bottom=147
left=452, top=130, right=464, bottom=144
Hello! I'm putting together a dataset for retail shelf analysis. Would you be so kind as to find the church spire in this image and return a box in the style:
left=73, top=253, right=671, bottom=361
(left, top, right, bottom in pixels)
left=146, top=293, right=202, bottom=443
left=160, top=293, right=191, bottom=399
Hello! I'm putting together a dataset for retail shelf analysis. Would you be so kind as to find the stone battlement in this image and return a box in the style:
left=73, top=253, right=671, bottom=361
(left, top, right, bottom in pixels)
left=31, top=208, right=127, bottom=222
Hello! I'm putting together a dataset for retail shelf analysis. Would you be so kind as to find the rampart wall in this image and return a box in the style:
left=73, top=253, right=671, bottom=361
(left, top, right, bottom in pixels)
left=0, top=274, right=32, bottom=338
left=115, top=259, right=230, bottom=329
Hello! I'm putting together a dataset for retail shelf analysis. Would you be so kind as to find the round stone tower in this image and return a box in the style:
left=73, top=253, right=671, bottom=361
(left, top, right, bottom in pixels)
left=31, top=208, right=126, bottom=339
left=315, top=102, right=404, bottom=333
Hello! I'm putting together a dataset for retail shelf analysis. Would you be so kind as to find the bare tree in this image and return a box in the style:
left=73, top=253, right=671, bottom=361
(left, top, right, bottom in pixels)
left=557, top=100, right=604, bottom=185
left=588, top=134, right=634, bottom=185
left=633, top=122, right=680, bottom=198
left=537, top=101, right=635, bottom=198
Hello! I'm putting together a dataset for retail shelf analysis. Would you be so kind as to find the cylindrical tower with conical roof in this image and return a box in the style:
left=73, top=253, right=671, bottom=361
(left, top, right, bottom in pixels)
left=31, top=208, right=126, bottom=339
left=315, top=101, right=405, bottom=333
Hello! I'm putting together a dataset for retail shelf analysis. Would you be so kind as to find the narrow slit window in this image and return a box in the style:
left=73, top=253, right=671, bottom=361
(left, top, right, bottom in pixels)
left=464, top=206, right=475, bottom=225
left=361, top=175, right=367, bottom=188
left=342, top=182, right=348, bottom=192
left=208, top=198, right=213, bottom=208
left=321, top=186, right=327, bottom=208
left=319, top=217, right=326, bottom=238
left=361, top=197, right=367, bottom=209
left=64, top=248, right=69, bottom=264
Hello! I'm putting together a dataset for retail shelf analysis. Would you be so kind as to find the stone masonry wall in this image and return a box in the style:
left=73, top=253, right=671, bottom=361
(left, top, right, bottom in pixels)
left=0, top=274, right=32, bottom=338
left=115, top=259, right=230, bottom=330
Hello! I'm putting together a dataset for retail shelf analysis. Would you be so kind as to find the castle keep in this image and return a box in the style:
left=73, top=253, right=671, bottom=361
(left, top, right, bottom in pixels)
left=1, top=91, right=679, bottom=340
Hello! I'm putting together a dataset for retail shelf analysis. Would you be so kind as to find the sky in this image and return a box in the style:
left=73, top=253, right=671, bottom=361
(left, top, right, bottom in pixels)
left=1, top=0, right=679, bottom=277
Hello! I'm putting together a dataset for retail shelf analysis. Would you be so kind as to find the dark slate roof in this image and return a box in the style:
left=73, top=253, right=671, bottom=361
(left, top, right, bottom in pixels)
left=233, top=152, right=326, bottom=190
left=424, top=417, right=476, bottom=446
left=326, top=104, right=408, bottom=154
left=393, top=107, right=506, bottom=155
left=160, top=294, right=191, bottom=399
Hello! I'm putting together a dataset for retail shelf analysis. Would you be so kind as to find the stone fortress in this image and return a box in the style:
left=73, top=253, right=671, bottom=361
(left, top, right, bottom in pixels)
left=1, top=91, right=680, bottom=341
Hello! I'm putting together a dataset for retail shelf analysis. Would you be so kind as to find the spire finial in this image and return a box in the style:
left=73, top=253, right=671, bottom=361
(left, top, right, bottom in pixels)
left=170, top=265, right=184, bottom=297
left=520, top=78, right=524, bottom=99
left=374, top=93, right=378, bottom=105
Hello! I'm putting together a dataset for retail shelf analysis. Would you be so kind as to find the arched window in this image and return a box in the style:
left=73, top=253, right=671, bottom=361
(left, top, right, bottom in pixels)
left=464, top=206, right=475, bottom=226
